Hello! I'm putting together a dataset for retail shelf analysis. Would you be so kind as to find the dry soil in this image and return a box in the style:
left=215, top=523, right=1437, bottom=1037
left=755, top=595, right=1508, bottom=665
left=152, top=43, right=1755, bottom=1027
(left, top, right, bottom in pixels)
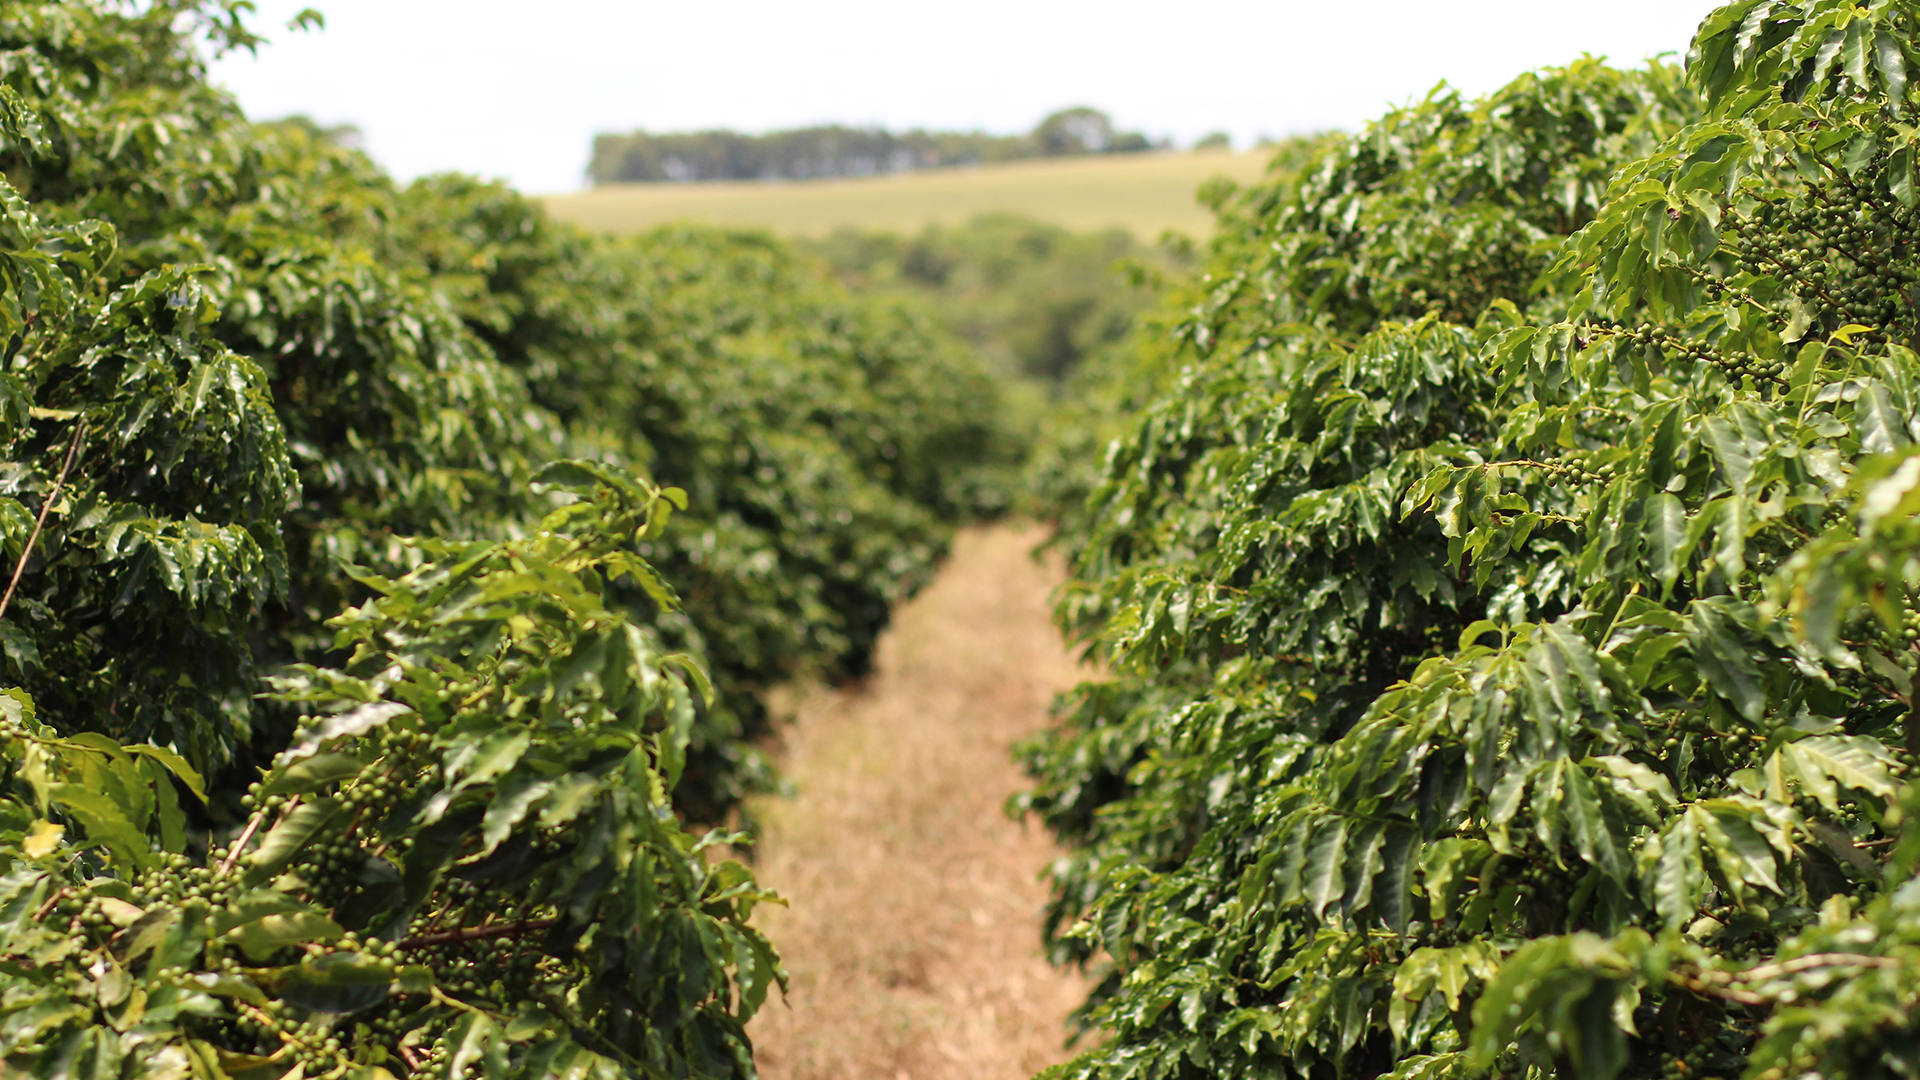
left=744, top=524, right=1090, bottom=1080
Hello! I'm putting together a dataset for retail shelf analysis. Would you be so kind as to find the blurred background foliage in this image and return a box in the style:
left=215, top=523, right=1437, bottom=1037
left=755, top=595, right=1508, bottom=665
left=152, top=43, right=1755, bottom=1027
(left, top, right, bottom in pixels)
left=588, top=107, right=1164, bottom=185
left=800, top=213, right=1196, bottom=458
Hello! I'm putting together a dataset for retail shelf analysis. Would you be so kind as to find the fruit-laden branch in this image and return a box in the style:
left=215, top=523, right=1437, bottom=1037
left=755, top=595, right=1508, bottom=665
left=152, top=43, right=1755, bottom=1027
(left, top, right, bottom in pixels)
left=396, top=918, right=559, bottom=950
left=1671, top=953, right=1902, bottom=1006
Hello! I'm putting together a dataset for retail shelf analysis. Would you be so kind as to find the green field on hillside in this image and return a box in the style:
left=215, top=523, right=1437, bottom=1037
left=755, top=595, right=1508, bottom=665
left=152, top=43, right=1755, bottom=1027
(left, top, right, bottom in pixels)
left=541, top=150, right=1272, bottom=238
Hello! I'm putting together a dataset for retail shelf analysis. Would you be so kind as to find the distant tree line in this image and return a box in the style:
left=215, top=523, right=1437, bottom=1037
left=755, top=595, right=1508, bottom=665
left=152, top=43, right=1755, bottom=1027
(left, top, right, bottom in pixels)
left=589, top=106, right=1164, bottom=184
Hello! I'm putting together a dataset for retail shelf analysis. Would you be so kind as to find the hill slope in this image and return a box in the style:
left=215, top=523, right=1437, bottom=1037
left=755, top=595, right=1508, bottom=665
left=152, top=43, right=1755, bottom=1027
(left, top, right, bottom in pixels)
left=542, top=150, right=1270, bottom=238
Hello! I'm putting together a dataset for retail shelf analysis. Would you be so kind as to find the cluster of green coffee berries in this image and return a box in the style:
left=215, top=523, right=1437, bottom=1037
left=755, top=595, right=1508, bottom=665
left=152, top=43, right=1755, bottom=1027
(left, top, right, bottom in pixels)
left=1879, top=601, right=1920, bottom=647
left=1517, top=455, right=1620, bottom=488
left=198, top=926, right=490, bottom=1072
left=1606, top=324, right=1788, bottom=386
left=355, top=1004, right=445, bottom=1070
left=359, top=1005, right=427, bottom=1041
left=1658, top=723, right=1768, bottom=758
left=1658, top=1036, right=1748, bottom=1080
left=60, top=716, right=590, bottom=1076
left=415, top=1036, right=454, bottom=1074
left=1724, top=184, right=1920, bottom=334
left=292, top=834, right=376, bottom=909
left=1501, top=451, right=1653, bottom=498
left=339, top=771, right=409, bottom=813
left=49, top=885, right=118, bottom=933
left=338, top=930, right=405, bottom=959
left=1749, top=1055, right=1827, bottom=1080
left=263, top=1011, right=349, bottom=1070
left=389, top=882, right=576, bottom=1009
left=242, top=725, right=433, bottom=817
left=420, top=937, right=532, bottom=999
left=223, top=998, right=310, bottom=1057
left=233, top=730, right=437, bottom=909
left=128, top=852, right=237, bottom=910
left=51, top=848, right=247, bottom=939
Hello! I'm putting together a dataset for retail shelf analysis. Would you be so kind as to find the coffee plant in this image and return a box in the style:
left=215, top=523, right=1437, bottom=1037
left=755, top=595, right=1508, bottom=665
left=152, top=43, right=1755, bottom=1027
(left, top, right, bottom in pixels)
left=387, top=183, right=1013, bottom=818
left=0, top=41, right=787, bottom=1078
left=0, top=0, right=1010, bottom=826
left=1024, top=5, right=1920, bottom=1078
left=0, top=87, right=296, bottom=776
left=0, top=2, right=1014, bottom=1078
left=0, top=464, right=782, bottom=1080
left=0, top=0, right=556, bottom=784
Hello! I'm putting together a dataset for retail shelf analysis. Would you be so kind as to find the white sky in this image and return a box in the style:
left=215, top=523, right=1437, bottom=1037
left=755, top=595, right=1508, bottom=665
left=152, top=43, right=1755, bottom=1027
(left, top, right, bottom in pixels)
left=208, top=1, right=1726, bottom=195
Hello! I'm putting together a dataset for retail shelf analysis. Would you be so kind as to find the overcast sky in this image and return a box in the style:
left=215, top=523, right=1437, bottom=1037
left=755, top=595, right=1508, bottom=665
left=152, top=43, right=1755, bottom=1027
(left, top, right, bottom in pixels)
left=207, top=1, right=1727, bottom=195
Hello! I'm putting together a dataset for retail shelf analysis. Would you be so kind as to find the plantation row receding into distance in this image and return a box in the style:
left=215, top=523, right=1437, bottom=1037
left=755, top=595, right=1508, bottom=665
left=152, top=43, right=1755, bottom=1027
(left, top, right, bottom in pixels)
left=6, top=2, right=1920, bottom=1080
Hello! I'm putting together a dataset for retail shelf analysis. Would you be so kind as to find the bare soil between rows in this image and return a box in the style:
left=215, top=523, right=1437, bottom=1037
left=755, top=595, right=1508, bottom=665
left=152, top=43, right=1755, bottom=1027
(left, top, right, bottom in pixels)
left=744, top=523, right=1090, bottom=1080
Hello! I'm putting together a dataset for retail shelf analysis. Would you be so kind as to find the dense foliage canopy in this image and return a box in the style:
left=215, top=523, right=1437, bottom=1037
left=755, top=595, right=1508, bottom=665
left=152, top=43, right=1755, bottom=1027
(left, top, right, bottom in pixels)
left=0, top=2, right=1010, bottom=1078
left=1025, top=5, right=1920, bottom=1078
left=387, top=178, right=1013, bottom=820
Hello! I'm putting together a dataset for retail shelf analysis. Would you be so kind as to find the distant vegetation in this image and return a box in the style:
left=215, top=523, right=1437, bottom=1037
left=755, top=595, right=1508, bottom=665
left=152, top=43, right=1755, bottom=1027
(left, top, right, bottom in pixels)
left=806, top=215, right=1178, bottom=386
left=588, top=106, right=1162, bottom=184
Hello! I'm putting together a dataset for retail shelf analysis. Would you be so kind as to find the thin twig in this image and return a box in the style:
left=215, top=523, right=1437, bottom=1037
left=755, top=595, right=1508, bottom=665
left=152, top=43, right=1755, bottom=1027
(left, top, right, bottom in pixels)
left=218, top=810, right=270, bottom=877
left=1670, top=972, right=1770, bottom=1006
left=0, top=420, right=86, bottom=623
left=1715, top=953, right=1901, bottom=984
left=32, top=886, right=71, bottom=922
left=238, top=1004, right=298, bottom=1049
left=428, top=985, right=508, bottom=1019
left=220, top=797, right=299, bottom=877
left=396, top=1046, right=422, bottom=1071
left=1671, top=953, right=1903, bottom=1007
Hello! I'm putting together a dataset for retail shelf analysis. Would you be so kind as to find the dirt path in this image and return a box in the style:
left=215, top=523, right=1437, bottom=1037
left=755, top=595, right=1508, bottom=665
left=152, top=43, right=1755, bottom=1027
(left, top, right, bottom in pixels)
left=745, top=524, right=1089, bottom=1080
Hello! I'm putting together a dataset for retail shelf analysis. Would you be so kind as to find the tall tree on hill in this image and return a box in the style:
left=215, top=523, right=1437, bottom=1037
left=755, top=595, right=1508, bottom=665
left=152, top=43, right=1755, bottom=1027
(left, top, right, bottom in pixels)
left=1033, top=107, right=1119, bottom=155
